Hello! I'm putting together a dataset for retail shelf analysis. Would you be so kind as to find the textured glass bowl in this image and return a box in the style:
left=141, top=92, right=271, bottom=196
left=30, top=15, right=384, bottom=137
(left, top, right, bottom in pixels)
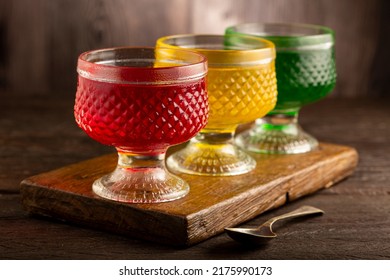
left=156, top=34, right=277, bottom=176
left=74, top=47, right=208, bottom=203
left=226, top=23, right=336, bottom=154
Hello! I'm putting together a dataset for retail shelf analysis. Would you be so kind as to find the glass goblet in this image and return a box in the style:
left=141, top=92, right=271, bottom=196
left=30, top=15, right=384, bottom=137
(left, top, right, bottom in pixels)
left=226, top=23, right=337, bottom=154
left=74, top=47, right=208, bottom=203
left=156, top=34, right=277, bottom=176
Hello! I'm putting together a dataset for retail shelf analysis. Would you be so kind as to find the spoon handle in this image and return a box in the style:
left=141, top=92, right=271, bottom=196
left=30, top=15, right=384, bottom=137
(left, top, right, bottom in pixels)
left=262, top=205, right=324, bottom=228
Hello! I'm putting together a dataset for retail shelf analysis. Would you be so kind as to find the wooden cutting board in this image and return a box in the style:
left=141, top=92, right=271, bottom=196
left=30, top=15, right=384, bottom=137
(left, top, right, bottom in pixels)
left=20, top=142, right=358, bottom=247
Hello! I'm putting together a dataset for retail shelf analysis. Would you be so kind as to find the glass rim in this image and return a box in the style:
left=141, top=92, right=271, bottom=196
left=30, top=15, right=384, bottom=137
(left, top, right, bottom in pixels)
left=77, top=47, right=208, bottom=85
left=225, top=23, right=334, bottom=50
left=156, top=34, right=276, bottom=66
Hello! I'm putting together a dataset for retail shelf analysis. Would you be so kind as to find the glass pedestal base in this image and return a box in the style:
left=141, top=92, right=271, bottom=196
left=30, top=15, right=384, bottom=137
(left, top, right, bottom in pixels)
left=167, top=132, right=256, bottom=176
left=92, top=152, right=189, bottom=203
left=235, top=113, right=318, bottom=154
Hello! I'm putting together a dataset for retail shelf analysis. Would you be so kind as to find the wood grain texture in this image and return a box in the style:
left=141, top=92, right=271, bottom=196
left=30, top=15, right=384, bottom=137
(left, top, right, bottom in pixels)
left=20, top=143, right=357, bottom=246
left=0, top=0, right=388, bottom=97
left=1, top=93, right=390, bottom=258
left=190, top=0, right=383, bottom=98
left=2, top=0, right=49, bottom=93
left=47, top=0, right=190, bottom=92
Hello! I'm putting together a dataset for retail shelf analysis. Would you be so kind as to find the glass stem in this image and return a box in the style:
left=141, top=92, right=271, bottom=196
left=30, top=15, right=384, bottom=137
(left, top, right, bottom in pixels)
left=195, top=128, right=236, bottom=145
left=260, top=109, right=300, bottom=134
left=117, top=151, right=166, bottom=171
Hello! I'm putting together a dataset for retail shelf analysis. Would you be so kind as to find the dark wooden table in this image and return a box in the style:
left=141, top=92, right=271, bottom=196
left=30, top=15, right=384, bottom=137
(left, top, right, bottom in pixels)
left=1, top=92, right=389, bottom=259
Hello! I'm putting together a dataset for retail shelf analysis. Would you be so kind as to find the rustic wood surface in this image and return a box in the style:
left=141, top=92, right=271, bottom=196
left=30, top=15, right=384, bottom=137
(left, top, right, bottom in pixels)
left=0, top=0, right=388, bottom=97
left=0, top=93, right=389, bottom=259
left=20, top=143, right=357, bottom=246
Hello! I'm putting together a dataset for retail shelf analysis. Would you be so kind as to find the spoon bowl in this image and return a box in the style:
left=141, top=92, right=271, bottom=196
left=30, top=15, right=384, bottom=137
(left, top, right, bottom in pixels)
left=225, top=205, right=324, bottom=245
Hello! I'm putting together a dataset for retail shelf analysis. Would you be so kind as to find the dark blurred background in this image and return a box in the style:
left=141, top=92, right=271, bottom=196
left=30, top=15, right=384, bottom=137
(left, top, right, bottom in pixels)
left=0, top=0, right=388, bottom=98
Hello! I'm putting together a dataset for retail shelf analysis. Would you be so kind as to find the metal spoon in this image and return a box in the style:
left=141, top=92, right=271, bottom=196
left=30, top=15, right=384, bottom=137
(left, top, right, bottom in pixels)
left=225, top=205, right=324, bottom=245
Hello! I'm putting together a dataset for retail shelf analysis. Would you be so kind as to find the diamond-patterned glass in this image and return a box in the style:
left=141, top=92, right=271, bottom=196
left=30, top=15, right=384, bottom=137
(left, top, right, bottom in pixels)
left=206, top=64, right=277, bottom=129
left=75, top=78, right=208, bottom=152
